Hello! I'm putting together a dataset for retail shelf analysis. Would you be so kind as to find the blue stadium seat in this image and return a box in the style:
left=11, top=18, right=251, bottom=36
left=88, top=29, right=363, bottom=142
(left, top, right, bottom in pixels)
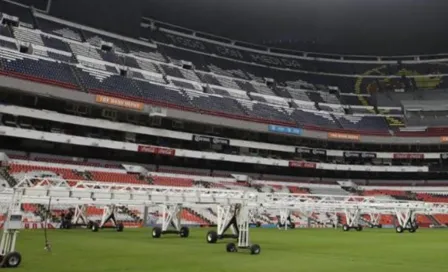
left=0, top=51, right=79, bottom=88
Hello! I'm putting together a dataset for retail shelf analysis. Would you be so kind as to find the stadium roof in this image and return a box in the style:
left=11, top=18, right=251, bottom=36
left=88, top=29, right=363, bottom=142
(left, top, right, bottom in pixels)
left=15, top=0, right=448, bottom=55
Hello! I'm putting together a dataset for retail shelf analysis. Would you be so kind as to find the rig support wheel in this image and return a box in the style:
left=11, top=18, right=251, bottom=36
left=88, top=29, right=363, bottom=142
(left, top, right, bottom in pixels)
left=152, top=227, right=162, bottom=238
left=226, top=243, right=237, bottom=253
left=116, top=223, right=124, bottom=232
left=250, top=244, right=261, bottom=255
left=3, top=252, right=21, bottom=268
left=206, top=231, right=218, bottom=244
left=356, top=225, right=363, bottom=232
left=179, top=226, right=190, bottom=238
left=91, top=222, right=99, bottom=232
left=408, top=227, right=416, bottom=233
left=396, top=226, right=404, bottom=233
left=342, top=224, right=350, bottom=232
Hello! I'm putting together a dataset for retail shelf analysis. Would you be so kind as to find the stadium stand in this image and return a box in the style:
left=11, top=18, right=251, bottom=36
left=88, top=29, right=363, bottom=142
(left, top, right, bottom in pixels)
left=1, top=2, right=448, bottom=232
left=4, top=8, right=448, bottom=135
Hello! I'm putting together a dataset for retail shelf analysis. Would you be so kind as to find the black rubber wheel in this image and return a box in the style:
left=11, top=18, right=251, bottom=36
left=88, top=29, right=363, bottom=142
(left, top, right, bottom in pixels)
left=179, top=226, right=189, bottom=238
left=378, top=224, right=383, bottom=229
left=152, top=227, right=162, bottom=238
left=3, top=252, right=21, bottom=268
left=206, top=230, right=218, bottom=244
left=409, top=227, right=416, bottom=233
left=86, top=221, right=93, bottom=229
left=290, top=223, right=295, bottom=229
left=356, top=225, right=363, bottom=232
left=116, top=223, right=124, bottom=232
left=250, top=244, right=261, bottom=255
left=226, top=242, right=237, bottom=253
left=396, top=226, right=404, bottom=233
left=342, top=224, right=350, bottom=232
left=91, top=222, right=99, bottom=232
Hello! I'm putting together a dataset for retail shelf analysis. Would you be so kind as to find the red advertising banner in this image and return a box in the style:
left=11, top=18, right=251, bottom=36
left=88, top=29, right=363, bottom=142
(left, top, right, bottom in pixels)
left=393, top=153, right=424, bottom=159
left=289, top=161, right=317, bottom=169
left=138, top=145, right=175, bottom=156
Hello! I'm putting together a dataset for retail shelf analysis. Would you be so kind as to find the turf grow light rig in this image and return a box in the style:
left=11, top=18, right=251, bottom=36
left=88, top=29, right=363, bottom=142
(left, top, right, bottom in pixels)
left=0, top=189, right=23, bottom=268
left=206, top=205, right=239, bottom=244
left=69, top=204, right=124, bottom=232
left=151, top=204, right=189, bottom=238
left=2, top=176, right=448, bottom=265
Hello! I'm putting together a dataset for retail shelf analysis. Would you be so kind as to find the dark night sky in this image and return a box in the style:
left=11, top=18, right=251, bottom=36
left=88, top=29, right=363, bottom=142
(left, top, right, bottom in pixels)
left=15, top=0, right=448, bottom=55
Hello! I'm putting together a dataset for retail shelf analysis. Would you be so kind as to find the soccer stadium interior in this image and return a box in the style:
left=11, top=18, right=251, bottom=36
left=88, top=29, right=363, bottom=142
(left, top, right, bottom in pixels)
left=0, top=0, right=447, bottom=269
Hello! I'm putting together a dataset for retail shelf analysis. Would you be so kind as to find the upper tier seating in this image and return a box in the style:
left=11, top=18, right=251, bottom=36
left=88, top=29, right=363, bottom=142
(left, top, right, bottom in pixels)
left=208, top=87, right=249, bottom=100
left=132, top=71, right=166, bottom=84
left=77, top=68, right=141, bottom=97
left=239, top=101, right=292, bottom=121
left=3, top=8, right=448, bottom=134
left=134, top=80, right=191, bottom=107
left=127, top=42, right=166, bottom=62
left=135, top=58, right=161, bottom=74
left=0, top=51, right=79, bottom=89
left=37, top=18, right=83, bottom=42
left=289, top=109, right=339, bottom=128
left=186, top=91, right=247, bottom=116
left=83, top=30, right=128, bottom=53
left=335, top=115, right=390, bottom=131
left=12, top=27, right=44, bottom=47
left=0, top=37, right=16, bottom=50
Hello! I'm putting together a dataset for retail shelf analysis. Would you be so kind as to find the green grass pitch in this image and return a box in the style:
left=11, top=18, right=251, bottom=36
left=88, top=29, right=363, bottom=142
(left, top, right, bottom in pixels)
left=13, top=228, right=448, bottom=272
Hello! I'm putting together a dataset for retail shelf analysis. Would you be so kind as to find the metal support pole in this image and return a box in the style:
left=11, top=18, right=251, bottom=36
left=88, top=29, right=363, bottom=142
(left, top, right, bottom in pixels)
left=143, top=206, right=149, bottom=226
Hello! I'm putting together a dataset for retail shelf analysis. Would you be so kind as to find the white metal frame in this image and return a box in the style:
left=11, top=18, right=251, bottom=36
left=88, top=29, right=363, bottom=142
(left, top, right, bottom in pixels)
left=7, top=177, right=448, bottom=215
left=0, top=189, right=22, bottom=258
left=99, top=205, right=119, bottom=228
left=236, top=203, right=250, bottom=248
left=71, top=205, right=88, bottom=225
left=0, top=176, right=447, bottom=259
left=394, top=208, right=416, bottom=229
left=161, top=204, right=182, bottom=232
left=344, top=208, right=361, bottom=228
left=278, top=208, right=291, bottom=230
left=0, top=176, right=447, bottom=251
left=216, top=205, right=238, bottom=236
left=368, top=213, right=381, bottom=226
